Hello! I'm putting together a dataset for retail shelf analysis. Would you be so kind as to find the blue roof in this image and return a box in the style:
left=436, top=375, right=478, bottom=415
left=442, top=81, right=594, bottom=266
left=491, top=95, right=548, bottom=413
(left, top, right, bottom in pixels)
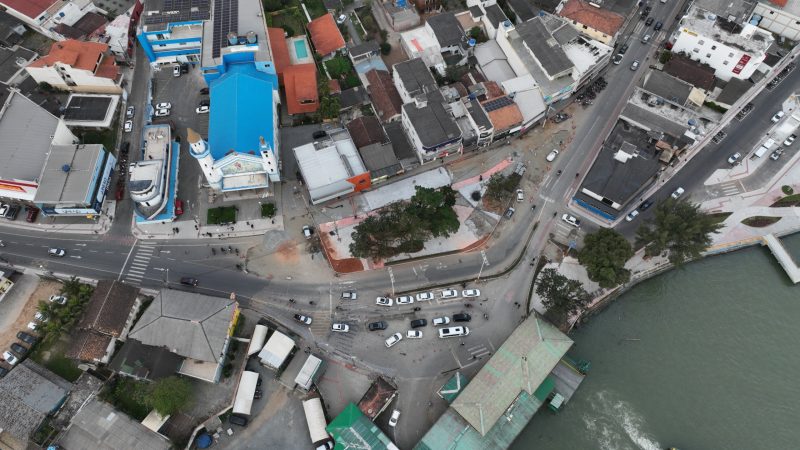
left=209, top=63, right=277, bottom=160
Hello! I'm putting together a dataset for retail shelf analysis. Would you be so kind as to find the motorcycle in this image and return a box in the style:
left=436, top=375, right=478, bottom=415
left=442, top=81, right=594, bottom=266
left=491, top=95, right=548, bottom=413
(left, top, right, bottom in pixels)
left=557, top=170, right=562, bottom=176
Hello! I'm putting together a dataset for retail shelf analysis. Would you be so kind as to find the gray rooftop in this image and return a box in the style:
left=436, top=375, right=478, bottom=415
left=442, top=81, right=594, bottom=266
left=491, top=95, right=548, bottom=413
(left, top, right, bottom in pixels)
left=469, top=5, right=484, bottom=18
left=0, top=90, right=62, bottom=182
left=394, top=58, right=437, bottom=97
left=384, top=121, right=416, bottom=162
left=715, top=77, right=752, bottom=105
left=485, top=4, right=510, bottom=28
left=427, top=12, right=466, bottom=48
left=359, top=142, right=403, bottom=179
left=129, top=290, right=237, bottom=364
left=34, top=144, right=106, bottom=204
left=469, top=99, right=493, bottom=130
left=694, top=0, right=756, bottom=24
left=507, top=0, right=538, bottom=22
left=0, top=44, right=36, bottom=84
left=349, top=41, right=380, bottom=58
left=516, top=18, right=574, bottom=79
left=403, top=91, right=462, bottom=149
left=62, top=96, right=113, bottom=122
left=58, top=397, right=171, bottom=450
left=0, top=360, right=70, bottom=441
left=642, top=71, right=693, bottom=107
left=621, top=101, right=692, bottom=139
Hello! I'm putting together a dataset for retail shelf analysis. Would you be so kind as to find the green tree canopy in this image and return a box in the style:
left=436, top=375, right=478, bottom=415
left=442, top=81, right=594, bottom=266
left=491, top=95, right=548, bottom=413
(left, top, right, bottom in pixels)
left=635, top=198, right=723, bottom=265
left=578, top=228, right=634, bottom=288
left=147, top=376, right=192, bottom=416
left=535, top=269, right=590, bottom=325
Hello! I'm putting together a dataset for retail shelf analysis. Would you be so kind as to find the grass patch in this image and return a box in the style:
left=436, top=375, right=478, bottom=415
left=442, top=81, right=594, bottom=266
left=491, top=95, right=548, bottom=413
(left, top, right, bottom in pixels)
left=708, top=211, right=732, bottom=224
left=704, top=101, right=728, bottom=114
left=261, top=202, right=276, bottom=218
left=741, top=216, right=781, bottom=227
left=306, top=0, right=328, bottom=18
left=78, top=123, right=118, bottom=151
left=770, top=193, right=800, bottom=207
left=99, top=377, right=151, bottom=421
left=31, top=340, right=82, bottom=382
left=207, top=206, right=237, bottom=224
left=267, top=9, right=306, bottom=37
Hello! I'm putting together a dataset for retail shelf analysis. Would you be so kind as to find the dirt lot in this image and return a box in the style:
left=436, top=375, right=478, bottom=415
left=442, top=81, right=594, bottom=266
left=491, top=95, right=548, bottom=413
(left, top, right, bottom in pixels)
left=0, top=277, right=62, bottom=366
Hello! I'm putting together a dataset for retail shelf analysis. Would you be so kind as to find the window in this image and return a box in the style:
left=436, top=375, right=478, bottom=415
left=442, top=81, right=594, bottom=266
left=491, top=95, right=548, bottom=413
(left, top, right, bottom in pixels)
left=582, top=25, right=587, bottom=29
left=699, top=40, right=705, bottom=45
left=711, top=45, right=716, bottom=50
left=723, top=61, right=729, bottom=65
left=706, top=53, right=711, bottom=58
left=693, top=48, right=700, bottom=53
left=728, top=52, right=734, bottom=57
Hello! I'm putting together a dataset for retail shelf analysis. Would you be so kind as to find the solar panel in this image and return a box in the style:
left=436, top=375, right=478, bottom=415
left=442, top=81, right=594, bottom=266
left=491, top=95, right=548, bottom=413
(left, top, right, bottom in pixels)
left=211, top=0, right=239, bottom=58
left=483, top=96, right=514, bottom=112
left=143, top=0, right=210, bottom=26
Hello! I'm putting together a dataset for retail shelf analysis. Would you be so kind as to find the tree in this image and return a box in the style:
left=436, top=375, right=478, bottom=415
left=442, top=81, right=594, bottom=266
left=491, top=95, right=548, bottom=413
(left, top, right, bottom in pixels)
left=380, top=42, right=391, bottom=55
left=147, top=376, right=192, bottom=416
left=407, top=186, right=459, bottom=238
left=468, top=26, right=488, bottom=44
left=535, top=269, right=590, bottom=324
left=635, top=198, right=723, bottom=265
left=578, top=228, right=634, bottom=288
left=317, top=80, right=340, bottom=120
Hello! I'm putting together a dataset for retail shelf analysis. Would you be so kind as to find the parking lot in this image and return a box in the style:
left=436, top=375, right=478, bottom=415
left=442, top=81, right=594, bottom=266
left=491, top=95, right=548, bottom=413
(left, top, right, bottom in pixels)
left=0, top=275, right=56, bottom=371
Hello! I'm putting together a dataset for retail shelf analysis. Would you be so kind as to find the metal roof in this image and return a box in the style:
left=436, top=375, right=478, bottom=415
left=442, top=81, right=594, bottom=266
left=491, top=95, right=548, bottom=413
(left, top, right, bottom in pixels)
left=516, top=18, right=575, bottom=79
left=427, top=12, right=465, bottom=48
left=402, top=92, right=462, bottom=149
left=34, top=144, right=106, bottom=204
left=327, top=403, right=399, bottom=450
left=62, top=96, right=113, bottom=121
left=393, top=58, right=437, bottom=98
left=0, top=91, right=60, bottom=182
left=257, top=330, right=295, bottom=369
left=450, top=315, right=572, bottom=435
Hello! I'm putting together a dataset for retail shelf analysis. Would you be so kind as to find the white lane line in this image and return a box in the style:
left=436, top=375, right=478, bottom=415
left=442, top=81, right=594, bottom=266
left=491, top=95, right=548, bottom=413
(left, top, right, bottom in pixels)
left=117, top=238, right=139, bottom=281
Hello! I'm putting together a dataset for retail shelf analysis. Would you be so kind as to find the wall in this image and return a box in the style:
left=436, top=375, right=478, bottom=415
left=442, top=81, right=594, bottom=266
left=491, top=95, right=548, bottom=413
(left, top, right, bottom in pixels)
left=565, top=20, right=613, bottom=45
left=753, top=3, right=800, bottom=41
left=495, top=26, right=527, bottom=78
left=26, top=63, right=120, bottom=93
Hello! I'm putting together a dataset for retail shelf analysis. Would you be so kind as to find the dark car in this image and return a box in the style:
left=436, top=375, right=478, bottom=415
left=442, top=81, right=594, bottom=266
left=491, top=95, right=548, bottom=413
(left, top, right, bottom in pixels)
left=16, top=332, right=37, bottom=345
left=180, top=277, right=198, bottom=286
left=312, top=130, right=327, bottom=140
left=229, top=414, right=248, bottom=426
left=25, top=206, right=39, bottom=223
left=200, top=87, right=209, bottom=95
left=504, top=207, right=515, bottom=219
left=121, top=142, right=130, bottom=155
left=410, top=319, right=427, bottom=328
left=5, top=205, right=19, bottom=220
left=368, top=321, right=388, bottom=331
left=254, top=389, right=263, bottom=399
left=180, top=63, right=189, bottom=74
left=639, top=199, right=654, bottom=211
left=199, top=99, right=210, bottom=107
left=645, top=17, right=654, bottom=26
left=10, top=343, right=28, bottom=356
left=619, top=43, right=629, bottom=54
left=453, top=313, right=472, bottom=322
left=654, top=21, right=663, bottom=31
left=0, top=367, right=8, bottom=378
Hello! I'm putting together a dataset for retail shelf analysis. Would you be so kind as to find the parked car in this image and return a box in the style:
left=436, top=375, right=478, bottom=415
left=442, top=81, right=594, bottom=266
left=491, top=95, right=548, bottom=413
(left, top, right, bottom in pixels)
left=612, top=53, right=623, bottom=65
left=438, top=326, right=470, bottom=338
left=784, top=134, right=796, bottom=146
left=2, top=351, right=18, bottom=366
left=155, top=108, right=170, bottom=117
left=196, top=105, right=210, bottom=114
left=772, top=111, right=785, bottom=123
left=453, top=313, right=471, bottom=322
left=303, top=225, right=312, bottom=239
left=0, top=204, right=7, bottom=217
left=388, top=409, right=401, bottom=427
left=25, top=206, right=39, bottom=223
left=336, top=14, right=347, bottom=24
left=619, top=43, right=629, bottom=54
left=126, top=106, right=135, bottom=118
left=625, top=210, right=640, bottom=222
left=654, top=21, right=663, bottom=31
left=630, top=60, right=640, bottom=70
left=294, top=314, right=313, bottom=325
left=462, top=289, right=481, bottom=298
left=124, top=120, right=133, bottom=132
left=416, top=292, right=434, bottom=301
left=407, top=330, right=422, bottom=339
left=174, top=199, right=184, bottom=215
left=34, top=312, right=49, bottom=322
left=180, top=277, right=198, bottom=286
left=229, top=414, right=248, bottom=426
left=10, top=343, right=27, bottom=356
left=645, top=17, right=654, bottom=26
left=180, top=63, right=189, bottom=74
left=432, top=317, right=450, bottom=326
left=341, top=291, right=357, bottom=300
left=410, top=319, right=427, bottom=328
left=0, top=367, right=8, bottom=378
left=254, top=389, right=262, bottom=399
left=368, top=321, right=388, bottom=331
left=173, top=65, right=181, bottom=77
left=396, top=295, right=414, bottom=305
left=200, top=87, right=209, bottom=95
left=504, top=207, right=516, bottom=218
left=49, top=295, right=67, bottom=305
left=385, top=333, right=403, bottom=348
left=16, top=332, right=37, bottom=345
left=671, top=187, right=685, bottom=199
left=561, top=214, right=581, bottom=227
left=516, top=189, right=524, bottom=202
left=727, top=153, right=741, bottom=165
left=156, top=102, right=172, bottom=110
left=440, top=289, right=458, bottom=299
left=376, top=297, right=393, bottom=307
left=27, top=322, right=38, bottom=331
left=770, top=150, right=782, bottom=161
left=331, top=323, right=350, bottom=332
left=546, top=149, right=559, bottom=161
left=199, top=99, right=210, bottom=107
left=4, top=204, right=18, bottom=220
left=639, top=199, right=654, bottom=211
left=48, top=248, right=65, bottom=257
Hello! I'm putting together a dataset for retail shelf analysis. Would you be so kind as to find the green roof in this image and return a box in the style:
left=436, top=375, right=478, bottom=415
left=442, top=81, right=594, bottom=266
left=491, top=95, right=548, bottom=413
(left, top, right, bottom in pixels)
left=450, top=315, right=572, bottom=435
left=438, top=372, right=467, bottom=403
left=326, top=403, right=399, bottom=450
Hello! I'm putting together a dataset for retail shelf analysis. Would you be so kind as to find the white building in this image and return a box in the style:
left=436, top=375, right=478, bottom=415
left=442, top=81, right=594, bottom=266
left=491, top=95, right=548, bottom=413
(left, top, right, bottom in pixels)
left=399, top=12, right=469, bottom=75
left=0, top=0, right=103, bottom=41
left=25, top=39, right=122, bottom=94
left=671, top=5, right=773, bottom=82
left=752, top=0, right=800, bottom=41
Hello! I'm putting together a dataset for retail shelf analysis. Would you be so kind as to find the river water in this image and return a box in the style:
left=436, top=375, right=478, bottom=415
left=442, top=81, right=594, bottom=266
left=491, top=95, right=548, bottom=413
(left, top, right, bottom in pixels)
left=513, top=233, right=800, bottom=450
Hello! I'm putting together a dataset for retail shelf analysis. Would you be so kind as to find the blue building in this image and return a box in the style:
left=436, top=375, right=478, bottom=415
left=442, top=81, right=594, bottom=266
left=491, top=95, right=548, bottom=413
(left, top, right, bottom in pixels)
left=136, top=0, right=211, bottom=65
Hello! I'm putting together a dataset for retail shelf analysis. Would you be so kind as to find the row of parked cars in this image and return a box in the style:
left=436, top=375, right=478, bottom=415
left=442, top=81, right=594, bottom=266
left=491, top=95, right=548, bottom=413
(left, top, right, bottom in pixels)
left=0, top=294, right=58, bottom=372
left=0, top=203, right=38, bottom=222
left=374, top=289, right=480, bottom=307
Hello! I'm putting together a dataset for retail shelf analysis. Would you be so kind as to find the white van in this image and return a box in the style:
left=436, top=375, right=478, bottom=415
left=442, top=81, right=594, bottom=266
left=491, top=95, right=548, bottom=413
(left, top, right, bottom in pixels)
left=763, top=138, right=776, bottom=149
left=754, top=146, right=769, bottom=158
left=438, top=326, right=470, bottom=338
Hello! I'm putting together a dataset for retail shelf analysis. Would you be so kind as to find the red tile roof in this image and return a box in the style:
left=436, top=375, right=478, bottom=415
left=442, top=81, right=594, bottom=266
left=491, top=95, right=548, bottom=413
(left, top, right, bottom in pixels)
left=770, top=0, right=788, bottom=6
left=308, top=13, right=346, bottom=56
left=482, top=98, right=523, bottom=132
left=559, top=0, right=625, bottom=37
left=285, top=64, right=319, bottom=115
left=268, top=28, right=291, bottom=84
left=329, top=79, right=342, bottom=94
left=365, top=69, right=402, bottom=123
left=484, top=81, right=504, bottom=100
left=29, top=40, right=118, bottom=79
left=347, top=116, right=386, bottom=148
left=2, top=0, right=57, bottom=19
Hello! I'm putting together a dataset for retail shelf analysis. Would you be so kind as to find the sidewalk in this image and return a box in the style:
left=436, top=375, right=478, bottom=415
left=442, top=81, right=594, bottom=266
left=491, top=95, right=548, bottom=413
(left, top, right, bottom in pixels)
left=0, top=201, right=115, bottom=235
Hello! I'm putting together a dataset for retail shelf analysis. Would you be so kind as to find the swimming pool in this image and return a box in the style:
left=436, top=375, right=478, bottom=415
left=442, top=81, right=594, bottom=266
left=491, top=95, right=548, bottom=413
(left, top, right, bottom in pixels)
left=294, top=39, right=309, bottom=59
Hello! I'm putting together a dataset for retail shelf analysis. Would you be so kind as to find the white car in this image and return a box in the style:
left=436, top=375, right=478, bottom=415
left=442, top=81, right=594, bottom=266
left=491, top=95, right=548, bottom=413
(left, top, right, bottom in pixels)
left=407, top=330, right=422, bottom=339
left=462, top=289, right=481, bottom=298
left=546, top=149, right=559, bottom=162
left=124, top=120, right=133, bottom=132
left=196, top=105, right=210, bottom=114
left=416, top=292, right=434, bottom=301
left=2, top=351, right=18, bottom=365
left=440, top=289, right=459, bottom=299
left=27, top=321, right=38, bottom=331
left=771, top=111, right=785, bottom=123
left=173, top=65, right=181, bottom=77
left=48, top=248, right=65, bottom=257
left=155, top=102, right=172, bottom=110
left=396, top=295, right=414, bottom=305
left=625, top=210, right=640, bottom=222
left=0, top=204, right=7, bottom=217
left=630, top=60, right=640, bottom=70
left=303, top=225, right=312, bottom=239
left=612, top=53, right=623, bottom=65
left=388, top=409, right=401, bottom=427
left=155, top=108, right=170, bottom=117
left=784, top=134, right=796, bottom=146
left=331, top=323, right=350, bottom=332
left=336, top=14, right=347, bottom=24
left=385, top=333, right=402, bottom=348
left=432, top=316, right=450, bottom=326
left=294, top=314, right=313, bottom=325
left=49, top=295, right=67, bottom=305
left=341, top=291, right=357, bottom=300
left=376, top=297, right=393, bottom=307
left=671, top=187, right=685, bottom=199
left=126, top=106, right=135, bottom=118
left=561, top=214, right=581, bottom=228
left=516, top=189, right=524, bottom=202
left=727, top=153, right=741, bottom=165
left=34, top=312, right=49, bottom=322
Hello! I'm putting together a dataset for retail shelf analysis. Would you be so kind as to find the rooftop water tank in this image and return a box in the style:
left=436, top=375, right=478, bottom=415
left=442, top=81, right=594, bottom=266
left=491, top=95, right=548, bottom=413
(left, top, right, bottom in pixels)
left=246, top=31, right=257, bottom=44
left=227, top=32, right=238, bottom=45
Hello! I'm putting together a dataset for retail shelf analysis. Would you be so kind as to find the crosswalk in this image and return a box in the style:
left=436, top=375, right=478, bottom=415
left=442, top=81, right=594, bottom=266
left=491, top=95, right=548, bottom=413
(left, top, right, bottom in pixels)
left=717, top=181, right=741, bottom=197
left=309, top=312, right=332, bottom=337
left=466, top=343, right=492, bottom=360
left=123, top=242, right=157, bottom=285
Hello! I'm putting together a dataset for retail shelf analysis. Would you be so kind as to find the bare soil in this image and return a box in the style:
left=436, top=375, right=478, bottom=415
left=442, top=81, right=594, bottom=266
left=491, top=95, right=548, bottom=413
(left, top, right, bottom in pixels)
left=0, top=279, right=61, bottom=356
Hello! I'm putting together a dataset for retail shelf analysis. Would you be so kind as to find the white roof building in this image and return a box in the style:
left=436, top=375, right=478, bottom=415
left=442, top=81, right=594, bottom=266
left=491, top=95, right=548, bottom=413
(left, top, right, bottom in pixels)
left=258, top=330, right=295, bottom=370
left=293, top=129, right=369, bottom=204
left=232, top=371, right=259, bottom=415
left=501, top=75, right=547, bottom=131
left=247, top=324, right=269, bottom=356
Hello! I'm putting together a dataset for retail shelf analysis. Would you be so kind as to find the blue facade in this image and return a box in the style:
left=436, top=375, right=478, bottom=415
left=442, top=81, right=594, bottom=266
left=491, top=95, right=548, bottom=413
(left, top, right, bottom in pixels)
left=137, top=21, right=204, bottom=64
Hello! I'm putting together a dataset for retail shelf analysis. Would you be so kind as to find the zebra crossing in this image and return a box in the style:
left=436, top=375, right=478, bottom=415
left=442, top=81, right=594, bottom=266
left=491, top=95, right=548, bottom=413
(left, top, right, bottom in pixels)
left=309, top=311, right=332, bottom=337
left=718, top=181, right=741, bottom=196
left=466, top=343, right=492, bottom=361
left=123, top=242, right=157, bottom=285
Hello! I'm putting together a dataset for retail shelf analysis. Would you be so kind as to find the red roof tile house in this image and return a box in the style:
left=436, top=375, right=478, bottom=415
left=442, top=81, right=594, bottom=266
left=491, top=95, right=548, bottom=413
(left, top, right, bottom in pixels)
left=284, top=64, right=319, bottom=115
left=557, top=0, right=625, bottom=45
left=482, top=96, right=523, bottom=141
left=268, top=27, right=291, bottom=84
left=365, top=69, right=402, bottom=123
left=308, top=13, right=346, bottom=59
left=25, top=39, right=122, bottom=93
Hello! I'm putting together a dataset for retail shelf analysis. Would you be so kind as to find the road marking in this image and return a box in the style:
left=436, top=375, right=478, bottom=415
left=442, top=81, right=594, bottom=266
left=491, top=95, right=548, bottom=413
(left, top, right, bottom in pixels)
left=118, top=239, right=139, bottom=280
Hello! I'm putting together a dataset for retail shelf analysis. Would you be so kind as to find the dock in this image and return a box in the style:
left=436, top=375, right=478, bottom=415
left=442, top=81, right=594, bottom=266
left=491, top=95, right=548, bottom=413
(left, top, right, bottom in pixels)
left=763, top=234, right=800, bottom=284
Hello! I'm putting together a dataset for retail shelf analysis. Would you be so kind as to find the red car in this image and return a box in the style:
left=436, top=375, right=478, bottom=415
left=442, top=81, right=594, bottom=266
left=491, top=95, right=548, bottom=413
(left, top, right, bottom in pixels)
left=115, top=185, right=125, bottom=200
left=175, top=199, right=183, bottom=215
left=25, top=206, right=39, bottom=223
